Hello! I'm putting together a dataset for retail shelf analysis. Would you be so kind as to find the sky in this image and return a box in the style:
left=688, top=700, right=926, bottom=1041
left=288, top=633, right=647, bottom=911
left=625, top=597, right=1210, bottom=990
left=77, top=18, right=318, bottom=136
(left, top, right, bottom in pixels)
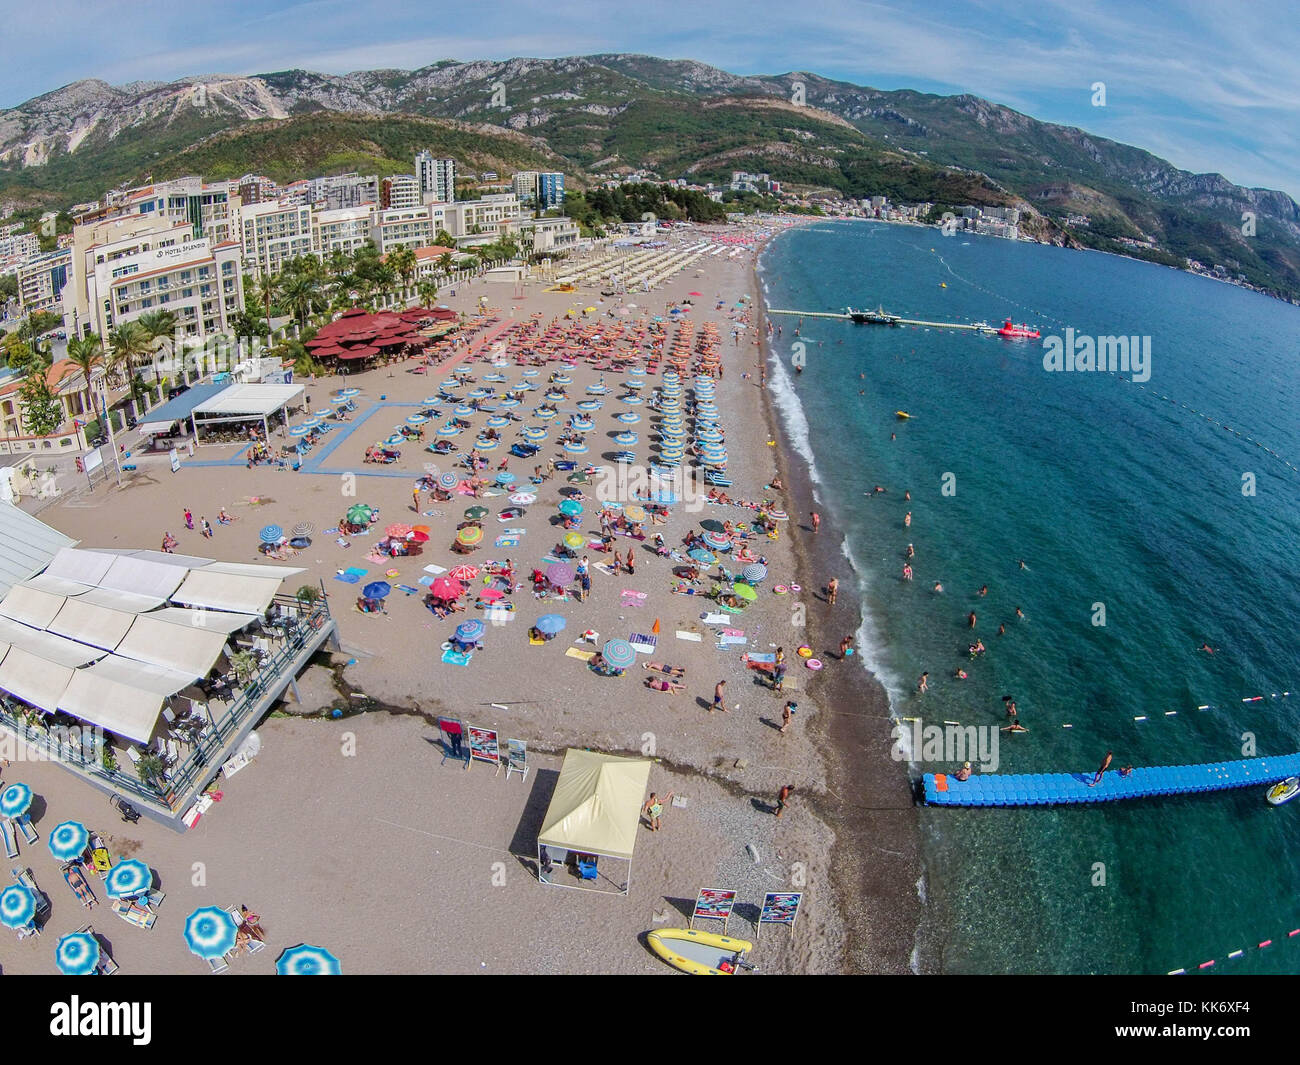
left=4, top=0, right=1298, bottom=201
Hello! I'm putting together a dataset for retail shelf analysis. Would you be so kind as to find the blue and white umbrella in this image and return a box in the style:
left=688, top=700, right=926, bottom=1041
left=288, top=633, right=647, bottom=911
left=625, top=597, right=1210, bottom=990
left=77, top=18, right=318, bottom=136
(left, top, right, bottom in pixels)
left=302, top=417, right=322, bottom=429
left=259, top=525, right=284, bottom=544
left=338, top=388, right=361, bottom=398
left=624, top=378, right=645, bottom=389
left=438, top=472, right=460, bottom=490
left=586, top=384, right=608, bottom=395
left=743, top=563, right=769, bottom=583
left=288, top=424, right=311, bottom=437
left=495, top=471, right=516, bottom=485
left=277, top=944, right=342, bottom=975
left=614, top=432, right=638, bottom=446
left=105, top=859, right=152, bottom=900
left=536, top=614, right=566, bottom=634
left=521, top=426, right=548, bottom=440
left=571, top=417, right=594, bottom=432
left=385, top=435, right=404, bottom=447
left=56, top=931, right=100, bottom=975
left=486, top=416, right=511, bottom=428
left=406, top=414, right=428, bottom=426
left=423, top=395, right=442, bottom=405
left=562, top=441, right=589, bottom=455
left=0, top=884, right=35, bottom=929
left=545, top=390, right=567, bottom=402
left=629, top=367, right=646, bottom=377
left=453, top=366, right=474, bottom=376
left=47, top=821, right=89, bottom=863
left=455, top=619, right=486, bottom=643
left=454, top=405, right=475, bottom=417
left=468, top=389, right=492, bottom=399
left=473, top=438, right=498, bottom=451
left=620, top=395, right=643, bottom=405
left=184, top=906, right=239, bottom=959
left=521, top=369, right=539, bottom=377
left=616, top=412, right=641, bottom=423
left=437, top=424, right=461, bottom=437
left=535, top=408, right=557, bottom=421
left=601, top=639, right=636, bottom=671
left=0, top=782, right=32, bottom=818
left=499, top=398, right=521, bottom=408
left=552, top=374, right=572, bottom=384
left=577, top=400, right=602, bottom=411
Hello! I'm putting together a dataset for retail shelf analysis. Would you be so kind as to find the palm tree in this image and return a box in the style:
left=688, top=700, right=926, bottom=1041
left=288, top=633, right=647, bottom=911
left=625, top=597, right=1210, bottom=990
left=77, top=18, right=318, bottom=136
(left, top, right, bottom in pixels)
left=65, top=332, right=107, bottom=436
left=107, top=321, right=152, bottom=382
left=135, top=309, right=178, bottom=384
left=437, top=251, right=456, bottom=276
left=279, top=272, right=323, bottom=332
left=387, top=246, right=417, bottom=301
left=417, top=279, right=439, bottom=308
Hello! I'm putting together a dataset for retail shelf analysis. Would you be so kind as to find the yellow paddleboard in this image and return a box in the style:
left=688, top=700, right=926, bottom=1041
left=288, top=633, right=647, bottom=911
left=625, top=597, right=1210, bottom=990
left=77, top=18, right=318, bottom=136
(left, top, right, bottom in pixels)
left=647, top=928, right=754, bottom=975
left=895, top=411, right=911, bottom=419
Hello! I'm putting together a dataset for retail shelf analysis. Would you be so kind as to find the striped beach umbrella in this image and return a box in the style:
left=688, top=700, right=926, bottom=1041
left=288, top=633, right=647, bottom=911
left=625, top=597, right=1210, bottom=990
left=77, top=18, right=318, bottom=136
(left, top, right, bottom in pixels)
left=437, top=424, right=461, bottom=437
left=464, top=506, right=489, bottom=520
left=405, top=414, right=428, bottom=426
left=288, top=424, right=311, bottom=437
left=385, top=434, right=405, bottom=447
left=624, top=377, right=645, bottom=389
left=624, top=505, right=647, bottom=523
left=545, top=391, right=567, bottom=402
left=767, top=508, right=789, bottom=521
left=577, top=400, right=602, bottom=411
left=614, top=432, right=638, bottom=446
left=534, top=408, right=557, bottom=421
left=562, top=441, right=589, bottom=455
left=302, top=417, right=322, bottom=429
left=546, top=563, right=575, bottom=586
left=468, top=388, right=492, bottom=399
left=486, top=416, right=510, bottom=428
left=742, top=563, right=768, bottom=583
left=563, top=532, right=586, bottom=550
left=697, top=430, right=724, bottom=443
left=553, top=374, right=572, bottom=384
left=521, top=426, right=548, bottom=441
left=422, top=395, right=442, bottom=405
left=559, top=500, right=583, bottom=517
left=616, top=412, right=641, bottom=423
left=448, top=565, right=479, bottom=581
left=474, top=438, right=499, bottom=451
left=105, top=859, right=152, bottom=900
left=346, top=504, right=372, bottom=522
left=703, top=531, right=732, bottom=551
left=571, top=417, right=594, bottom=431
left=620, top=395, right=643, bottom=405
left=259, top=525, right=283, bottom=544
left=456, top=526, right=483, bottom=546
left=495, top=471, right=516, bottom=485
left=184, top=907, right=239, bottom=959
left=499, top=398, right=521, bottom=408
left=454, top=405, right=475, bottom=416
left=453, top=366, right=474, bottom=376
left=47, top=821, right=89, bottom=863
left=338, top=388, right=361, bottom=398
left=510, top=492, right=537, bottom=505
left=0, top=884, right=35, bottom=929
left=56, top=931, right=100, bottom=975
left=521, top=369, right=539, bottom=377
left=601, top=639, right=636, bottom=671
left=437, top=472, right=460, bottom=490
left=0, top=783, right=32, bottom=818
left=536, top=614, right=567, bottom=634
left=455, top=619, right=485, bottom=642
left=276, top=944, right=341, bottom=976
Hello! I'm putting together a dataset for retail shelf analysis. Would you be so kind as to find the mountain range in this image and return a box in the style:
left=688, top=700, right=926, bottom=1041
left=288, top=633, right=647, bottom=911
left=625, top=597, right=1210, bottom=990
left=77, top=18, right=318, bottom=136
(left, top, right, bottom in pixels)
left=1, top=54, right=1296, bottom=300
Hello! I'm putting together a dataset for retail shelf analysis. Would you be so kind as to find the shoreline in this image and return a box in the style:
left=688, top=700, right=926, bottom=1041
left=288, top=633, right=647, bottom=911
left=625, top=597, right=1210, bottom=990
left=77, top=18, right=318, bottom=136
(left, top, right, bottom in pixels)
left=751, top=235, right=928, bottom=974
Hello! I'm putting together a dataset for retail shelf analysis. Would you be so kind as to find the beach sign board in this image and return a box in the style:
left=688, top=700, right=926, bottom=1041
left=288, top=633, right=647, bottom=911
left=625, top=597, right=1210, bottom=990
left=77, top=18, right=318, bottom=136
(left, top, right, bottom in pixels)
left=437, top=717, right=468, bottom=764
left=467, top=725, right=500, bottom=770
left=690, top=888, right=737, bottom=933
left=505, top=738, right=528, bottom=782
left=758, top=892, right=802, bottom=937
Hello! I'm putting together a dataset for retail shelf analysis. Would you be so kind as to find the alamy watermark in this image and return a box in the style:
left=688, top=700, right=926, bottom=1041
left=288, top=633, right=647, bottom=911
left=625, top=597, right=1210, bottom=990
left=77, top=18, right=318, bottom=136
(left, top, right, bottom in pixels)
left=890, top=718, right=1000, bottom=772
left=1042, top=327, right=1151, bottom=382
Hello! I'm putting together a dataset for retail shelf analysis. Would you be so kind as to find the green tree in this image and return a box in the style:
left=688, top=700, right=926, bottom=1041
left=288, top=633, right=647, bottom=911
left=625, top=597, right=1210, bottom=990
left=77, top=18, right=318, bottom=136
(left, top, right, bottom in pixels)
left=19, top=370, right=64, bottom=436
left=4, top=339, right=43, bottom=376
left=437, top=251, right=456, bottom=275
left=65, top=332, right=107, bottom=431
left=108, top=321, right=152, bottom=379
left=387, top=246, right=417, bottom=299
left=417, top=279, right=439, bottom=307
left=279, top=271, right=324, bottom=331
left=136, top=309, right=178, bottom=381
left=434, top=229, right=457, bottom=249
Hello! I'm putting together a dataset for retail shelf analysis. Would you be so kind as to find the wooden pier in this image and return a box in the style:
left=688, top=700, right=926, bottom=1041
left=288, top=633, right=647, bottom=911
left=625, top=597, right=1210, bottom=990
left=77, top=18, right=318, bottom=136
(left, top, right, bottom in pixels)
left=767, top=308, right=989, bottom=332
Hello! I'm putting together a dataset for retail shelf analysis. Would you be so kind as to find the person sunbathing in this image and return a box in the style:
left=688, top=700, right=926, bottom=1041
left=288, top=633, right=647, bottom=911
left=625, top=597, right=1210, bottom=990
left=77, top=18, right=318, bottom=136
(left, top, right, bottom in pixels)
left=645, top=677, right=686, bottom=693
left=643, top=662, right=686, bottom=677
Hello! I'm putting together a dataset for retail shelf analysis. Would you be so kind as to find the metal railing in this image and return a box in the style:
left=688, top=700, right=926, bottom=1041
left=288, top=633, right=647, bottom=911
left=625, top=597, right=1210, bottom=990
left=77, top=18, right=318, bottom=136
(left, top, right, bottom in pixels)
left=0, top=593, right=334, bottom=816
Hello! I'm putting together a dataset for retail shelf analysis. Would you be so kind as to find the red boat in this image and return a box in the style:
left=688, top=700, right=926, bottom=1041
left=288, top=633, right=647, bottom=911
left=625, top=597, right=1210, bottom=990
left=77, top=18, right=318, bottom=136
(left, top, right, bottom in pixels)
left=998, top=319, right=1040, bottom=339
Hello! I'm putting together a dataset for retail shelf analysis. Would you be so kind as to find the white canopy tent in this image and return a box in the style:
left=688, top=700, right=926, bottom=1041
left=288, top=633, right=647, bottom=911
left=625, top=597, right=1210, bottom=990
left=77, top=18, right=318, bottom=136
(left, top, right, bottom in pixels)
left=190, top=382, right=304, bottom=445
left=169, top=570, right=284, bottom=614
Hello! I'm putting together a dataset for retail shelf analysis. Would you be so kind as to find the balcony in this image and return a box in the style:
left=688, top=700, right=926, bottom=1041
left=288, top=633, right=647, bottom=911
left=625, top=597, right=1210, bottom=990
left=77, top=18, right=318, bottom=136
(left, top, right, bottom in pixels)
left=0, top=592, right=337, bottom=831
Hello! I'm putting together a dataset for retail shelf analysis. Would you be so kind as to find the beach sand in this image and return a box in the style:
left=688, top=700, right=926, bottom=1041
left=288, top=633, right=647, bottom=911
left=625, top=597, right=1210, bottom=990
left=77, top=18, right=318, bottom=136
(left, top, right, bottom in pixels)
left=20, top=220, right=920, bottom=974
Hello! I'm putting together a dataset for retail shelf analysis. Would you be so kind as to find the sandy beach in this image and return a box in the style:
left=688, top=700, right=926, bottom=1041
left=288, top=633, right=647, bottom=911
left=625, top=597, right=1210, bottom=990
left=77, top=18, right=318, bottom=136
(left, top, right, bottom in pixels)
left=13, top=219, right=920, bottom=974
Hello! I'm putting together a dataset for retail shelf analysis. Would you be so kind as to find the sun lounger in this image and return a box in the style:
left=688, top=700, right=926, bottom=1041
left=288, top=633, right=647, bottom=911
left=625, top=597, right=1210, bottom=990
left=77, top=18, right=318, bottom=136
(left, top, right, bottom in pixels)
left=75, top=925, right=117, bottom=974
left=63, top=862, right=97, bottom=908
left=13, top=866, right=50, bottom=917
left=207, top=955, right=229, bottom=974
left=227, top=905, right=266, bottom=954
left=89, top=838, right=112, bottom=878
left=1, top=820, right=16, bottom=859
left=110, top=898, right=156, bottom=930
left=16, top=815, right=37, bottom=845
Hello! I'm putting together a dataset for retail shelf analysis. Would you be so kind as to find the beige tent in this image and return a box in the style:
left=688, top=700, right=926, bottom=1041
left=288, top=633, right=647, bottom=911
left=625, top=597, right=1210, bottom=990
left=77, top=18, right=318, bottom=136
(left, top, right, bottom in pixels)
left=536, top=749, right=651, bottom=894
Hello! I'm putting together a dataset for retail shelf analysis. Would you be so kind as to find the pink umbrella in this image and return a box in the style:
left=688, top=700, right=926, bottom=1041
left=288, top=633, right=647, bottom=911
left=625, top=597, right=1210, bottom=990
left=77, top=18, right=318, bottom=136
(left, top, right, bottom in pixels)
left=430, top=577, right=465, bottom=600
left=478, top=588, right=504, bottom=602
left=448, top=565, right=480, bottom=581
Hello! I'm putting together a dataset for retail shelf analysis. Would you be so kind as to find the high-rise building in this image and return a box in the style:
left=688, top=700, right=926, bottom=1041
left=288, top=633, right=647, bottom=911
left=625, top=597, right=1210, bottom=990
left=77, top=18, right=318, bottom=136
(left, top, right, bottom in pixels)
left=308, top=173, right=379, bottom=211
left=382, top=175, right=422, bottom=210
left=238, top=200, right=315, bottom=276
left=314, top=206, right=374, bottom=257
left=16, top=248, right=71, bottom=317
left=416, top=152, right=456, bottom=203
left=513, top=171, right=539, bottom=203
left=536, top=172, right=565, bottom=210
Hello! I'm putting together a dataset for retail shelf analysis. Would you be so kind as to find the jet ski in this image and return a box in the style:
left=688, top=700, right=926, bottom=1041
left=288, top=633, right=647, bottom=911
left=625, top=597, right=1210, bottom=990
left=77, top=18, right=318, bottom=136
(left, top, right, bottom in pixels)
left=1266, top=777, right=1300, bottom=805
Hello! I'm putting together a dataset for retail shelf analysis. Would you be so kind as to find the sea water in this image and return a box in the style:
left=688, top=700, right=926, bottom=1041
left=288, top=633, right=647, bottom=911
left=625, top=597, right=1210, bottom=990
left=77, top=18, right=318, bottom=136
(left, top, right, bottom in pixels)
left=759, top=219, right=1300, bottom=974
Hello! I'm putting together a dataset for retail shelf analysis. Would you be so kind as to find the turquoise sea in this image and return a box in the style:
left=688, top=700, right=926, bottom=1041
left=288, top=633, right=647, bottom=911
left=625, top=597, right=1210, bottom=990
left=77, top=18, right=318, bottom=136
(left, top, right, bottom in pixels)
left=758, top=220, right=1300, bottom=974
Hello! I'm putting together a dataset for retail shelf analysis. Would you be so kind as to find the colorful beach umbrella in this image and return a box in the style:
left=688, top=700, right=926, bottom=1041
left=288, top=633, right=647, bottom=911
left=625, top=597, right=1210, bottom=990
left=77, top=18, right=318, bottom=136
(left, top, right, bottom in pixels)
left=510, top=492, right=537, bottom=505
left=731, top=583, right=758, bottom=601
left=0, top=884, right=35, bottom=929
left=563, top=532, right=586, bottom=550
left=703, top=531, right=732, bottom=551
left=456, top=526, right=483, bottom=546
left=624, top=505, right=647, bottom=522
left=105, top=859, right=152, bottom=900
left=56, top=931, right=100, bottom=975
left=289, top=424, right=311, bottom=437
left=455, top=619, right=485, bottom=642
left=558, top=500, right=583, bottom=517
left=184, top=906, right=239, bottom=959
left=362, top=581, right=391, bottom=599
left=47, top=821, right=89, bottom=863
left=689, top=548, right=717, bottom=564
left=571, top=417, right=594, bottom=431
left=486, top=416, right=510, bottom=428
left=547, top=563, right=575, bottom=585
left=338, top=388, right=360, bottom=398
left=614, top=432, right=638, bottom=446
left=276, top=944, right=342, bottom=976
left=601, top=639, right=636, bottom=671
left=448, top=565, right=480, bottom=581
left=495, top=471, right=516, bottom=485
left=616, top=412, right=641, bottom=424
left=430, top=577, right=465, bottom=600
left=562, top=441, right=589, bottom=454
left=437, top=424, right=461, bottom=437
left=259, top=525, right=283, bottom=544
left=405, top=414, right=428, bottom=425
left=474, top=439, right=499, bottom=451
left=536, top=614, right=566, bottom=634
left=437, top=472, right=460, bottom=490
left=0, top=782, right=32, bottom=818
left=346, top=504, right=372, bottom=523
left=767, top=508, right=789, bottom=522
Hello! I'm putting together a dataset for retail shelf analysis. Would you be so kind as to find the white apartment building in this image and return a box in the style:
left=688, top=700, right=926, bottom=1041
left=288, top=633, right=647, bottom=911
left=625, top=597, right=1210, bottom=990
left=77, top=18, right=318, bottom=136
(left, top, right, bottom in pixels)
left=371, top=205, right=450, bottom=254
left=416, top=153, right=456, bottom=203
left=16, top=249, right=72, bottom=317
left=239, top=200, right=315, bottom=276
left=513, top=171, right=538, bottom=203
left=0, top=231, right=39, bottom=275
left=87, top=238, right=243, bottom=339
left=314, top=206, right=374, bottom=257
left=443, top=194, right=521, bottom=243
left=383, top=175, right=422, bottom=210
left=68, top=213, right=190, bottom=336
left=308, top=173, right=379, bottom=211
left=117, top=177, right=240, bottom=245
left=518, top=216, right=581, bottom=253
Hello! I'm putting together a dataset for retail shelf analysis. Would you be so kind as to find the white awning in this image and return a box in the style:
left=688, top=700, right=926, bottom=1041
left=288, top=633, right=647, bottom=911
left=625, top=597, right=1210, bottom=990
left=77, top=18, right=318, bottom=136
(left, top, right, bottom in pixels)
left=203, top=561, right=305, bottom=580
left=58, top=666, right=176, bottom=744
left=191, top=382, right=304, bottom=417
left=75, top=587, right=166, bottom=613
left=0, top=617, right=108, bottom=667
left=100, top=556, right=188, bottom=600
left=115, top=614, right=230, bottom=677
left=170, top=570, right=281, bottom=614
left=47, top=597, right=135, bottom=651
left=0, top=585, right=66, bottom=629
left=22, top=574, right=95, bottom=597
left=147, top=607, right=260, bottom=633
left=43, top=547, right=117, bottom=586
left=136, top=421, right=176, bottom=437
left=0, top=646, right=75, bottom=713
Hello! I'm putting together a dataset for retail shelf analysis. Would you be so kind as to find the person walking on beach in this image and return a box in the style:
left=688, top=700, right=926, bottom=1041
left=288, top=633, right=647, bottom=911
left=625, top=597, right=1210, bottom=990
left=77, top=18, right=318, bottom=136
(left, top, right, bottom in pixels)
left=775, top=783, right=796, bottom=818
left=577, top=556, right=591, bottom=602
left=183, top=508, right=194, bottom=531
left=811, top=511, right=820, bottom=534
left=412, top=486, right=421, bottom=513
left=200, top=516, right=213, bottom=539
left=625, top=549, right=636, bottom=576
left=780, top=701, right=796, bottom=734
left=712, top=680, right=728, bottom=714
left=827, top=577, right=839, bottom=605
left=840, top=635, right=853, bottom=658
left=642, top=791, right=673, bottom=831
left=1090, top=751, right=1114, bottom=787
left=772, top=647, right=787, bottom=691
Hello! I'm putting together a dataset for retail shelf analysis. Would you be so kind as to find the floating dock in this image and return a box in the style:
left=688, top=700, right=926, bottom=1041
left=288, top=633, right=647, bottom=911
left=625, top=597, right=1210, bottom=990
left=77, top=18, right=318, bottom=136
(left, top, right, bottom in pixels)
left=922, top=752, right=1300, bottom=807
left=767, top=308, right=988, bottom=332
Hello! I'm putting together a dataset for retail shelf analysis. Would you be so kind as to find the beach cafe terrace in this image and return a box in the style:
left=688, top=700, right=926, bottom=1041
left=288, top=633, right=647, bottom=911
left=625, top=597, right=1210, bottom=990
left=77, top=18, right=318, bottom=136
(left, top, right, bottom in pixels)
left=0, top=546, right=337, bottom=830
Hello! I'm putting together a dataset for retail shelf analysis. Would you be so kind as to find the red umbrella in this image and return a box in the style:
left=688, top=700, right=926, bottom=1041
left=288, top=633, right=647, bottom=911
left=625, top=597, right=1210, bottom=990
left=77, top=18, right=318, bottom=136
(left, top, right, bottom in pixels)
left=430, top=577, right=464, bottom=599
left=448, top=565, right=480, bottom=581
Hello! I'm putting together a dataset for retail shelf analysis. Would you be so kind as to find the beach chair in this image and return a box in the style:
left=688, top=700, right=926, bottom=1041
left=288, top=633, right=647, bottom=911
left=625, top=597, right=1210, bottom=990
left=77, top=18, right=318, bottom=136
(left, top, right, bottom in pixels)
left=89, top=837, right=112, bottom=878
left=576, top=858, right=598, bottom=881
left=79, top=927, right=119, bottom=975
left=110, top=898, right=156, bottom=930
left=0, top=819, right=16, bottom=859
left=207, top=955, right=229, bottom=974
left=63, top=862, right=97, bottom=909
left=16, top=815, right=37, bottom=845
left=227, top=905, right=265, bottom=954
left=13, top=867, right=50, bottom=918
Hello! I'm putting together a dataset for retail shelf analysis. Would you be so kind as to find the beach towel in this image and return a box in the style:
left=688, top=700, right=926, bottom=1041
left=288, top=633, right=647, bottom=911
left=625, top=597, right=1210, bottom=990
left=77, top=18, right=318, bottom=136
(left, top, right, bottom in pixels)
left=700, top=612, right=727, bottom=625
left=594, top=562, right=618, bottom=577
left=395, top=584, right=420, bottom=596
left=629, top=633, right=658, bottom=652
left=334, top=571, right=363, bottom=585
left=441, top=648, right=473, bottom=666
left=503, top=527, right=526, bottom=536
left=744, top=652, right=776, bottom=665
left=335, top=538, right=351, bottom=548
left=675, top=630, right=703, bottom=642
left=323, top=527, right=340, bottom=535
left=423, top=564, right=448, bottom=575
left=565, top=647, right=596, bottom=662
left=495, top=536, right=520, bottom=548
left=418, top=575, right=435, bottom=586
left=620, top=591, right=647, bottom=607
left=484, top=606, right=514, bottom=624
